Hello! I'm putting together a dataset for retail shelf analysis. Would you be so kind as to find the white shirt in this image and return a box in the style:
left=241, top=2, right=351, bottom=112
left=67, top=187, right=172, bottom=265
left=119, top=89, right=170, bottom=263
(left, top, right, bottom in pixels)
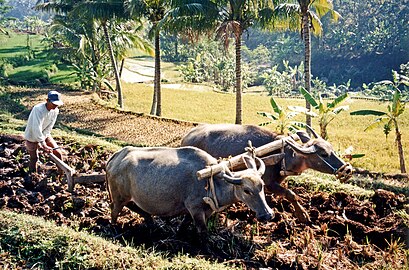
left=24, top=102, right=59, bottom=143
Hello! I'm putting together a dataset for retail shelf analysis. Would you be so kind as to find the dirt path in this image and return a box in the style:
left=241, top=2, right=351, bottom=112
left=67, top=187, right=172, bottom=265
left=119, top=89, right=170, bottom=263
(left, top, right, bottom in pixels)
left=20, top=88, right=196, bottom=147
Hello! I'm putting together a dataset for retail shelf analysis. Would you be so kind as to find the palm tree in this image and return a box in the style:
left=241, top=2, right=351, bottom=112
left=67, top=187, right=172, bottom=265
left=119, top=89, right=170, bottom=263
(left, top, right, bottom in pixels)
left=127, top=0, right=168, bottom=116
left=262, top=0, right=340, bottom=128
left=111, top=21, right=154, bottom=78
left=36, top=0, right=105, bottom=91
left=175, top=0, right=273, bottom=124
left=74, top=0, right=130, bottom=109
left=127, top=0, right=219, bottom=116
left=37, top=0, right=151, bottom=108
left=215, top=1, right=277, bottom=124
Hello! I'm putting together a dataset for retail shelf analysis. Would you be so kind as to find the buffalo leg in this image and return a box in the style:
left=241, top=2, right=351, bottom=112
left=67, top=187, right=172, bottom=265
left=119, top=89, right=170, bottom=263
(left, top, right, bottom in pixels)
left=188, top=209, right=208, bottom=233
left=125, top=202, right=153, bottom=224
left=270, top=183, right=310, bottom=223
left=110, top=193, right=130, bottom=224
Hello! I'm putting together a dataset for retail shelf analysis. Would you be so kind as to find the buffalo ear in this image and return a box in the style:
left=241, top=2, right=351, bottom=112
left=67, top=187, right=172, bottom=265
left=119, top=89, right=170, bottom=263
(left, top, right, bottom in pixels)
left=261, top=153, right=284, bottom=166
left=242, top=155, right=257, bottom=170
left=296, top=130, right=311, bottom=143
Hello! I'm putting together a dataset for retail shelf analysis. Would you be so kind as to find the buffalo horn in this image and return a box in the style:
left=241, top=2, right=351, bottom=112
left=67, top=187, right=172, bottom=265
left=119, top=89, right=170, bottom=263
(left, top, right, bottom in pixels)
left=305, top=124, right=320, bottom=139
left=286, top=139, right=317, bottom=155
left=296, top=130, right=311, bottom=143
left=222, top=173, right=243, bottom=185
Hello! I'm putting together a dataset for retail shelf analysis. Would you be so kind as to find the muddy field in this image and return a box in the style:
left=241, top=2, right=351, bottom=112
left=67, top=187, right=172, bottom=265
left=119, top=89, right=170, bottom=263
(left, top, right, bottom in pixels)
left=0, top=134, right=408, bottom=269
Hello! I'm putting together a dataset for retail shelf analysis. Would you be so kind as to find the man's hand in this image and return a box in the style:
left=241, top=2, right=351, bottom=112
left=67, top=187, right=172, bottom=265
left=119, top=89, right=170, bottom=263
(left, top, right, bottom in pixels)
left=39, top=141, right=53, bottom=153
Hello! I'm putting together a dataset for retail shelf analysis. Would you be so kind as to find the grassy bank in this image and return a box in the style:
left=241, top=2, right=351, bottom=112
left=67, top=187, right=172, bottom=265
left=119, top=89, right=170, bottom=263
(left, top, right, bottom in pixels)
left=0, top=211, right=236, bottom=269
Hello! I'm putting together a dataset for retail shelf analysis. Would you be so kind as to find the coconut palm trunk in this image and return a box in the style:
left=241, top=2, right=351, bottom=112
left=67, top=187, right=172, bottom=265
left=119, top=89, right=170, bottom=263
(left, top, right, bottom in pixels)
left=395, top=123, right=406, bottom=173
left=150, top=28, right=161, bottom=116
left=119, top=58, right=125, bottom=78
left=302, top=10, right=312, bottom=128
left=102, top=21, right=123, bottom=108
left=235, top=29, right=243, bottom=125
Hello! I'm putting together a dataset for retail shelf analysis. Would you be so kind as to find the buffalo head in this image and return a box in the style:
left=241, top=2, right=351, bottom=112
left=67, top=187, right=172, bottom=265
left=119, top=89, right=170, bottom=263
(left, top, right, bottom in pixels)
left=216, top=155, right=274, bottom=221
left=283, top=126, right=353, bottom=182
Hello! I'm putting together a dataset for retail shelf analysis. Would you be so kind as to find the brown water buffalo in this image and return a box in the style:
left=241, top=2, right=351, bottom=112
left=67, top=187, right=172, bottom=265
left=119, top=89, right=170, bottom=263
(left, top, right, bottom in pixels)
left=106, top=146, right=273, bottom=233
left=181, top=124, right=353, bottom=223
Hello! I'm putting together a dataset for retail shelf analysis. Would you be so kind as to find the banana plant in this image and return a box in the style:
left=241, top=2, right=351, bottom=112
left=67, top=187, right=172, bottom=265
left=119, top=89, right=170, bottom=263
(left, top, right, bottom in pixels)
left=257, top=96, right=316, bottom=135
left=300, top=87, right=350, bottom=139
left=350, top=71, right=408, bottom=173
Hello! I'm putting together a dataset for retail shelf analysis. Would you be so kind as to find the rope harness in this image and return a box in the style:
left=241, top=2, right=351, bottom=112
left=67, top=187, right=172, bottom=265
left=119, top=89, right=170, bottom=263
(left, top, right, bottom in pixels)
left=279, top=138, right=301, bottom=177
left=202, top=142, right=257, bottom=212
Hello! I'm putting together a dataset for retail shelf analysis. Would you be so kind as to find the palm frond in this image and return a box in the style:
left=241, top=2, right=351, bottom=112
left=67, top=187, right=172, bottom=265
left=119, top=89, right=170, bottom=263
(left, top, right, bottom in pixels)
left=257, top=111, right=278, bottom=121
left=309, top=11, right=323, bottom=36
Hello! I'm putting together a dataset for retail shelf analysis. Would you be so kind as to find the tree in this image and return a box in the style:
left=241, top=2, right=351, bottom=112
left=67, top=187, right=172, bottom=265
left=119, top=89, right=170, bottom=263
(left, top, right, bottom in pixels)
left=73, top=0, right=130, bottom=109
left=0, top=0, right=12, bottom=35
left=127, top=0, right=169, bottom=116
left=257, top=96, right=315, bottom=134
left=176, top=0, right=272, bottom=124
left=350, top=71, right=408, bottom=173
left=214, top=0, right=277, bottom=124
left=127, top=0, right=220, bottom=116
left=299, top=87, right=349, bottom=139
left=262, top=0, right=340, bottom=128
left=36, top=0, right=151, bottom=107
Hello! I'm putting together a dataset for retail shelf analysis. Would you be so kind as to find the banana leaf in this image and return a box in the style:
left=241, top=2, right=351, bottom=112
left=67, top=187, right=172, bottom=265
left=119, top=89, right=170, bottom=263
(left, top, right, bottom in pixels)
left=257, top=111, right=278, bottom=120
left=288, top=105, right=318, bottom=117
left=333, top=105, right=349, bottom=114
left=328, top=92, right=349, bottom=109
left=350, top=110, right=386, bottom=116
left=300, top=87, right=319, bottom=109
left=351, top=154, right=365, bottom=159
left=364, top=117, right=389, bottom=132
left=270, top=97, right=282, bottom=114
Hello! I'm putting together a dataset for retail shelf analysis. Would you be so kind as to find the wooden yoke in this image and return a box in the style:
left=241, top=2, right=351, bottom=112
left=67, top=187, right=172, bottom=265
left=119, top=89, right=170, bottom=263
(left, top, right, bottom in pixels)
left=196, top=134, right=299, bottom=180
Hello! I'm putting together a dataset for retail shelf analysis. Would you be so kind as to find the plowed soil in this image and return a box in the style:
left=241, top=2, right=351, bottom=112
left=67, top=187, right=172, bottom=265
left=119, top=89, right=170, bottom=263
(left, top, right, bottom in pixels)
left=1, top=88, right=408, bottom=269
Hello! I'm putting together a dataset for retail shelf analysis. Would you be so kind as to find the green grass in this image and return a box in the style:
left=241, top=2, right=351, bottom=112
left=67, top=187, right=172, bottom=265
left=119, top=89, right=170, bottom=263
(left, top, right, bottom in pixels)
left=0, top=211, right=237, bottom=270
left=0, top=32, right=75, bottom=84
left=118, top=82, right=409, bottom=174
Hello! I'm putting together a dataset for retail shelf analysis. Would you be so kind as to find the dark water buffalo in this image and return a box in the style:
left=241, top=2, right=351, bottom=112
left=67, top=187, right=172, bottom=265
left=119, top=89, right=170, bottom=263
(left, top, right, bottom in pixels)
left=106, top=146, right=273, bottom=232
left=181, top=124, right=353, bottom=223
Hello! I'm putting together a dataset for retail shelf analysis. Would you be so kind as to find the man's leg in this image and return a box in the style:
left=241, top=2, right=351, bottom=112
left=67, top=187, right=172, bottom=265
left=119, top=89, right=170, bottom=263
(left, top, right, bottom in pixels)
left=25, top=140, right=39, bottom=173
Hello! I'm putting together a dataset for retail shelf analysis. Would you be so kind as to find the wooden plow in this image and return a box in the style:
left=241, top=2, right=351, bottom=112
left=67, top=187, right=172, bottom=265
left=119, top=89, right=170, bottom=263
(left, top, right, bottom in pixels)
left=196, top=133, right=300, bottom=179
left=49, top=153, right=105, bottom=192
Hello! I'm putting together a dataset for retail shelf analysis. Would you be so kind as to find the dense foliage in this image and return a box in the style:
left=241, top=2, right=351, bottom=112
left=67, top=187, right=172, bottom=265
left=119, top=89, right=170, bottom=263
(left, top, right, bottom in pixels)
left=245, top=0, right=408, bottom=88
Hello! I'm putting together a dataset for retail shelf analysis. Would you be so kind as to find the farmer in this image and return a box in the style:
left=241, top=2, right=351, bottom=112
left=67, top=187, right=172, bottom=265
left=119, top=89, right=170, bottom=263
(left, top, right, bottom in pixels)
left=24, top=90, right=65, bottom=173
